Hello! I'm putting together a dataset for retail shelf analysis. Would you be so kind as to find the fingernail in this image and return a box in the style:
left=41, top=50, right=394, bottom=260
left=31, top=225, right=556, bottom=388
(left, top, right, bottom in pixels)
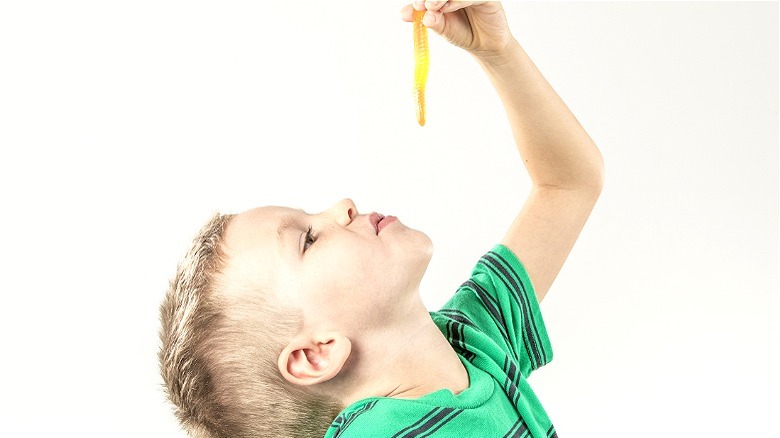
left=423, top=12, right=434, bottom=25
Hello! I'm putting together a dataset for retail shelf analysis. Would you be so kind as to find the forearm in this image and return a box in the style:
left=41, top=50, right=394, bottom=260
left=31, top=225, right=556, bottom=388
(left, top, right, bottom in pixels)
left=474, top=39, right=604, bottom=191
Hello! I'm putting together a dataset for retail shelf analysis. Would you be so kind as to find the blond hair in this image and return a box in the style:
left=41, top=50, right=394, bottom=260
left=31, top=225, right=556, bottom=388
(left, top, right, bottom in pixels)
left=159, top=213, right=342, bottom=438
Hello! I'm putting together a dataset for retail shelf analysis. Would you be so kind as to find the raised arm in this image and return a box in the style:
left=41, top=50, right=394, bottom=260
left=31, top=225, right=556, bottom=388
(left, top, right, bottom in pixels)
left=403, top=1, right=604, bottom=302
left=476, top=40, right=604, bottom=302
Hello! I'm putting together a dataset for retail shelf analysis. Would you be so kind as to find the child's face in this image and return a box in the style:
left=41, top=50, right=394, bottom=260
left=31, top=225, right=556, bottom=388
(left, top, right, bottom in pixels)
left=222, top=199, right=433, bottom=335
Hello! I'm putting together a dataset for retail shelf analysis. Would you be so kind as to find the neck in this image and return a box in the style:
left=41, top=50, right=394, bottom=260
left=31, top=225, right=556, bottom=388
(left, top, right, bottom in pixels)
left=327, top=298, right=469, bottom=408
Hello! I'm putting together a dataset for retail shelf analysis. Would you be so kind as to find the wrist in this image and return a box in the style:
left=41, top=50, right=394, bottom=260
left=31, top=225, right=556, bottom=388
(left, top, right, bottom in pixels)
left=471, top=37, right=523, bottom=68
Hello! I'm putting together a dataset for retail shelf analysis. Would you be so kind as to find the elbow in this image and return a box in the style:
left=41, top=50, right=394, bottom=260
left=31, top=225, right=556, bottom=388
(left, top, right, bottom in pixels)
left=591, top=150, right=606, bottom=195
left=579, top=145, right=605, bottom=196
left=537, top=149, right=605, bottom=195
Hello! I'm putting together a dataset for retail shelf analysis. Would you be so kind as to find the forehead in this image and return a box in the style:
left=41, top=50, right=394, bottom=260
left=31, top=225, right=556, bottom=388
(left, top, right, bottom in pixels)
left=221, top=206, right=300, bottom=289
left=224, top=206, right=295, bottom=252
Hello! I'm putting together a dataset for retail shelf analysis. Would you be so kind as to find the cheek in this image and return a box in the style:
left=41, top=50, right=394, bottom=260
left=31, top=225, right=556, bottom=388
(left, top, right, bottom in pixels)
left=325, top=258, right=383, bottom=298
left=305, top=257, right=391, bottom=315
left=303, top=250, right=373, bottom=296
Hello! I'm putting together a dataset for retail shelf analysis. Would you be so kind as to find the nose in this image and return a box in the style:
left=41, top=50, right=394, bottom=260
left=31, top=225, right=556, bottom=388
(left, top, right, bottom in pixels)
left=326, top=198, right=357, bottom=226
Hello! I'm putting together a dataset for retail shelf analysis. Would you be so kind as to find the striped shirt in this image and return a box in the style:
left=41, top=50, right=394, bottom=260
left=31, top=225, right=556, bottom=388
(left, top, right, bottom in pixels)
left=324, top=244, right=557, bottom=438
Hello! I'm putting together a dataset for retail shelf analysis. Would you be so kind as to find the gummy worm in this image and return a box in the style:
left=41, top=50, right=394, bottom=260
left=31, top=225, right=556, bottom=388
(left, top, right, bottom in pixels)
left=413, top=9, right=429, bottom=126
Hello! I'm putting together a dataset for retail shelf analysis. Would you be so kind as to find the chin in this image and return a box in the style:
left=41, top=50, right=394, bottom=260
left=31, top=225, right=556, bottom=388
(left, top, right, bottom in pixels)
left=390, top=226, right=434, bottom=279
left=409, top=229, right=434, bottom=270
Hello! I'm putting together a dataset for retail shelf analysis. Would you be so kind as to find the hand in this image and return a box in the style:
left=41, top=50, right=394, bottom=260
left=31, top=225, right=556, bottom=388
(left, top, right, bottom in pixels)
left=400, top=1, right=516, bottom=61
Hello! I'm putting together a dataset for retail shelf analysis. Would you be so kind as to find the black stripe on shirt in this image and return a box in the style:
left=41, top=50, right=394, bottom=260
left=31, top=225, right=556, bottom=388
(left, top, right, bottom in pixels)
left=391, top=407, right=442, bottom=438
left=462, top=279, right=512, bottom=348
left=481, top=252, right=547, bottom=368
left=457, top=320, right=476, bottom=361
left=446, top=320, right=463, bottom=353
left=438, top=308, right=476, bottom=328
left=416, top=408, right=463, bottom=438
left=400, top=407, right=462, bottom=438
left=455, top=320, right=465, bottom=352
left=504, top=375, right=518, bottom=404
left=489, top=250, right=549, bottom=367
left=502, top=355, right=522, bottom=404
left=476, top=256, right=537, bottom=366
left=481, top=252, right=542, bottom=367
left=501, top=417, right=529, bottom=438
left=331, top=400, right=378, bottom=438
left=547, top=424, right=558, bottom=438
left=504, top=355, right=519, bottom=384
left=442, top=318, right=476, bottom=361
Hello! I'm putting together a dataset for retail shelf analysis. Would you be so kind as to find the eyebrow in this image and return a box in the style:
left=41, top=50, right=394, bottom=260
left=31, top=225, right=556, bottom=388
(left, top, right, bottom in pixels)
left=276, top=210, right=306, bottom=256
left=276, top=215, right=296, bottom=255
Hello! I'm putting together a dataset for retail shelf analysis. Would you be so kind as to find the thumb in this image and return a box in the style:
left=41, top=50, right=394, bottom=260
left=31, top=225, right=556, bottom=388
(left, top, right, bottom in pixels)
left=421, top=9, right=442, bottom=33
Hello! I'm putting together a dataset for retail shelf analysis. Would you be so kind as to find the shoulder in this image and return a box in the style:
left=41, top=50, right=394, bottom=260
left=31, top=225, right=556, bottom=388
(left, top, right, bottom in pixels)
left=326, top=398, right=465, bottom=438
left=325, top=399, right=417, bottom=438
left=440, top=244, right=535, bottom=318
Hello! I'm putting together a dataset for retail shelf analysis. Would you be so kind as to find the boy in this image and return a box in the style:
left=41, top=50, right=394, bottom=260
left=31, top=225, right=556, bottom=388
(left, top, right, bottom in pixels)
left=159, top=1, right=604, bottom=437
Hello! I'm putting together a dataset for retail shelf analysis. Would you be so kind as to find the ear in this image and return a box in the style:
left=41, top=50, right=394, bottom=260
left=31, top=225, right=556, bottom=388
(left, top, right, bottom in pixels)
left=277, top=332, right=352, bottom=386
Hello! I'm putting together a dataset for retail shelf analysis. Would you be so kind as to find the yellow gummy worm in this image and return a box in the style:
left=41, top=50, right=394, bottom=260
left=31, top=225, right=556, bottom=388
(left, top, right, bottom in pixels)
left=413, top=9, right=429, bottom=126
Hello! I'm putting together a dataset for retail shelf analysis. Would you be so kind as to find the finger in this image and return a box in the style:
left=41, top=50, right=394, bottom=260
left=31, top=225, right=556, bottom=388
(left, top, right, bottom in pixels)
left=421, top=9, right=443, bottom=33
left=423, top=1, right=446, bottom=12
left=399, top=4, right=415, bottom=22
left=438, top=1, right=488, bottom=14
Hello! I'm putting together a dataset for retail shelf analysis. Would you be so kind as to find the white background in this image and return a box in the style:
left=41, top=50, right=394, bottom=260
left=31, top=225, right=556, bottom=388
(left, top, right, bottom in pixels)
left=0, top=1, right=777, bottom=437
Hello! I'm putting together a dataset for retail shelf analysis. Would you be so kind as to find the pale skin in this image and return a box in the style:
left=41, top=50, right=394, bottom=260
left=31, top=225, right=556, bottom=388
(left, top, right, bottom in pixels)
left=222, top=0, right=604, bottom=411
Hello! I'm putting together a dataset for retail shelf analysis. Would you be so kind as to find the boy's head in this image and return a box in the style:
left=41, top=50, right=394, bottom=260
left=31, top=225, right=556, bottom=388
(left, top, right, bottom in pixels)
left=159, top=199, right=433, bottom=437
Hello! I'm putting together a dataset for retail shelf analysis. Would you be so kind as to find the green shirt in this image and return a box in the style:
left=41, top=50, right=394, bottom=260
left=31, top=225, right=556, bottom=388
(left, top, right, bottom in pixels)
left=324, top=245, right=557, bottom=438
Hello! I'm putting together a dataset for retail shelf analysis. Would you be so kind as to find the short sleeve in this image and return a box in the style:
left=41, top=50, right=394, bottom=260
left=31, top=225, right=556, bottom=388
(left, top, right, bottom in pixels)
left=439, top=244, right=553, bottom=377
